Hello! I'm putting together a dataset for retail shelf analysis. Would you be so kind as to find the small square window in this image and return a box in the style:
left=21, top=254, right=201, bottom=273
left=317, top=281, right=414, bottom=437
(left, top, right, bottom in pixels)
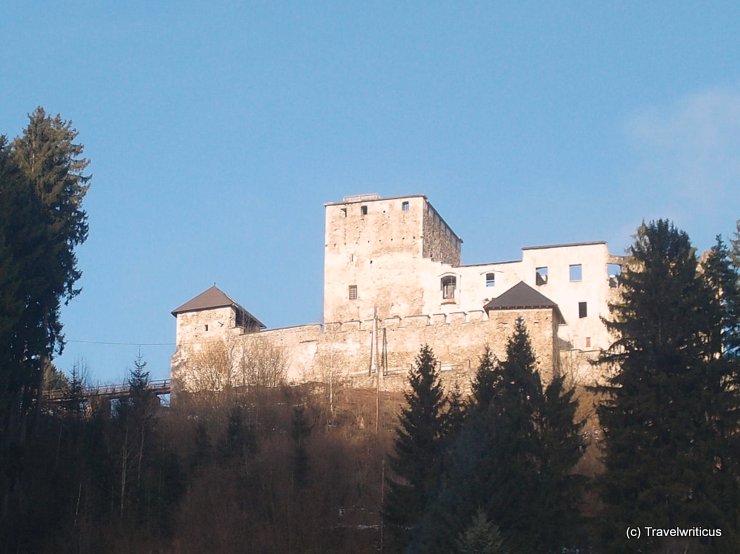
left=349, top=285, right=357, bottom=300
left=579, top=302, right=588, bottom=318
left=361, top=205, right=368, bottom=216
left=569, top=264, right=582, bottom=281
left=402, top=201, right=409, bottom=211
left=485, top=273, right=495, bottom=287
left=536, top=267, right=548, bottom=286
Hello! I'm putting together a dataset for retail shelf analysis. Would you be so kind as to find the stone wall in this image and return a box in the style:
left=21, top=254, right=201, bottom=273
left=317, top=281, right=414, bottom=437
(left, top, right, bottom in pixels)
left=323, top=195, right=429, bottom=323
left=421, top=200, right=461, bottom=265
left=172, top=307, right=558, bottom=394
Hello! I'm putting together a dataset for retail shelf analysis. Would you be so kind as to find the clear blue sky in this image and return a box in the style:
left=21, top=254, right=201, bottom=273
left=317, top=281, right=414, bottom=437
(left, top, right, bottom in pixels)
left=2, top=2, right=739, bottom=384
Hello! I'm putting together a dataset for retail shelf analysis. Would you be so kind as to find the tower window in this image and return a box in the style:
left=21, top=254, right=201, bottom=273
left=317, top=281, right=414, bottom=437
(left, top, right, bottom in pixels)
left=485, top=273, right=495, bottom=287
left=341, top=208, right=347, bottom=217
left=536, top=267, right=548, bottom=285
left=402, top=201, right=409, bottom=211
left=607, top=263, right=622, bottom=288
left=204, top=324, right=209, bottom=331
left=579, top=302, right=588, bottom=318
left=349, top=285, right=358, bottom=300
left=569, top=264, right=582, bottom=281
left=361, top=205, right=368, bottom=216
left=441, top=276, right=456, bottom=301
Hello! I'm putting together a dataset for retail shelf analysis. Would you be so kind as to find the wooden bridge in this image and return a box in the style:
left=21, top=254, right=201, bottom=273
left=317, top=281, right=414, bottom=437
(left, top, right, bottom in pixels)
left=44, top=379, right=172, bottom=403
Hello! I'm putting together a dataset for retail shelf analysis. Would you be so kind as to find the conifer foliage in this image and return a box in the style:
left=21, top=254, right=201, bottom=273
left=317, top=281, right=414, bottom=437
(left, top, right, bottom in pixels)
left=384, top=344, right=447, bottom=549
left=597, top=220, right=739, bottom=551
left=414, top=323, right=583, bottom=553
left=0, top=108, right=90, bottom=437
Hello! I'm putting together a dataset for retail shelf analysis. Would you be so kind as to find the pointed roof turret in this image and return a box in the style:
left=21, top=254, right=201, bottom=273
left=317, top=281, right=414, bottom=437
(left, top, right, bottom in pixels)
left=483, top=281, right=565, bottom=324
left=171, top=285, right=266, bottom=329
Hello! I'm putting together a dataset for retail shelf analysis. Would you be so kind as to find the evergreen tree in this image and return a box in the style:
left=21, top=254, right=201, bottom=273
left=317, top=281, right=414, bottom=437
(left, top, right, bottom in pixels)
left=445, top=381, right=466, bottom=437
left=702, top=236, right=740, bottom=360
left=469, top=346, right=498, bottom=412
left=63, top=361, right=86, bottom=416
left=455, top=508, right=506, bottom=554
left=384, top=344, right=446, bottom=549
left=729, top=220, right=740, bottom=269
left=597, top=220, right=738, bottom=552
left=0, top=109, right=91, bottom=437
left=417, top=321, right=584, bottom=553
left=535, top=374, right=585, bottom=549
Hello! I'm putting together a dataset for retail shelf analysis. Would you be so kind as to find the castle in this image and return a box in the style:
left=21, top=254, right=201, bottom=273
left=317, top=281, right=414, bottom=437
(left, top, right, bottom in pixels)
left=170, top=194, right=623, bottom=392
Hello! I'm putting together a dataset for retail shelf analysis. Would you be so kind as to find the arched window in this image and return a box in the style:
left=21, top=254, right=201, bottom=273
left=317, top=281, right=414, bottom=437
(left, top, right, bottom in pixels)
left=441, top=276, right=456, bottom=301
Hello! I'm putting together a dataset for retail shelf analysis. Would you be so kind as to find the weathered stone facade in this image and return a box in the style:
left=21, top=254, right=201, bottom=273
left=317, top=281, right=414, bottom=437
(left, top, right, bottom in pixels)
left=171, top=194, right=622, bottom=392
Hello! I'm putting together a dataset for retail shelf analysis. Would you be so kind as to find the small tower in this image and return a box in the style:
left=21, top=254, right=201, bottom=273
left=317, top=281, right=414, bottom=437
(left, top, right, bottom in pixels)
left=171, top=285, right=265, bottom=347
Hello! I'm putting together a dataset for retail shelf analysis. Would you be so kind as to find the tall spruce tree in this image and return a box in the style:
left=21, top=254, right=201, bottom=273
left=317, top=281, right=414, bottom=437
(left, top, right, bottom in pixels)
left=384, top=344, right=446, bottom=550
left=597, top=220, right=738, bottom=552
left=417, top=322, right=584, bottom=553
left=0, top=109, right=90, bottom=437
left=469, top=346, right=498, bottom=412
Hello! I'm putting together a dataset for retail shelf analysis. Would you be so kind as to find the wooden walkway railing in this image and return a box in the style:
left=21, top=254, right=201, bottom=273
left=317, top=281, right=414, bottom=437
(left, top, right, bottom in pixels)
left=44, top=379, right=171, bottom=403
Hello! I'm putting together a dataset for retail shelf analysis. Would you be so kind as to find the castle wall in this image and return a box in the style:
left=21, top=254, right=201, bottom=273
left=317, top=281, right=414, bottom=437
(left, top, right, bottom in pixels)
left=172, top=308, right=558, bottom=393
left=172, top=195, right=623, bottom=390
left=175, top=306, right=240, bottom=346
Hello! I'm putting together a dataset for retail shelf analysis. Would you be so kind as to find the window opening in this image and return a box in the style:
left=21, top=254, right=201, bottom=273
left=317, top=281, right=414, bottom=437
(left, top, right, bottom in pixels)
left=361, top=205, right=368, bottom=216
left=441, top=276, right=456, bottom=301
left=402, top=201, right=409, bottom=211
left=536, top=267, right=549, bottom=286
left=204, top=324, right=209, bottom=331
left=585, top=337, right=591, bottom=348
left=341, top=208, right=347, bottom=217
left=579, top=302, right=588, bottom=318
left=348, top=285, right=358, bottom=300
left=569, top=264, right=582, bottom=281
left=485, top=273, right=495, bottom=287
left=607, top=263, right=622, bottom=288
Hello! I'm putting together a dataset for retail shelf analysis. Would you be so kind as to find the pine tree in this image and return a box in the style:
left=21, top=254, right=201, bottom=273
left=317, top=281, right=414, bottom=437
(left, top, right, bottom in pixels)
left=0, top=109, right=91, bottom=437
left=469, top=346, right=498, bottom=412
left=445, top=381, right=466, bottom=437
left=536, top=374, right=585, bottom=549
left=417, top=323, right=584, bottom=552
left=455, top=508, right=506, bottom=554
left=702, top=236, right=740, bottom=360
left=597, top=220, right=739, bottom=552
left=384, top=344, right=446, bottom=549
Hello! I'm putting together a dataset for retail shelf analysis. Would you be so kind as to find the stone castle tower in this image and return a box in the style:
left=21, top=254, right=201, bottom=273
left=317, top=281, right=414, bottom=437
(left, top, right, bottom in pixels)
left=324, top=194, right=461, bottom=323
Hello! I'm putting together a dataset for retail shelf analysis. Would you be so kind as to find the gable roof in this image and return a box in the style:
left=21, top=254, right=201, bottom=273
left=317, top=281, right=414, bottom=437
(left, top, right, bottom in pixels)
left=171, top=285, right=266, bottom=328
left=483, top=281, right=565, bottom=324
